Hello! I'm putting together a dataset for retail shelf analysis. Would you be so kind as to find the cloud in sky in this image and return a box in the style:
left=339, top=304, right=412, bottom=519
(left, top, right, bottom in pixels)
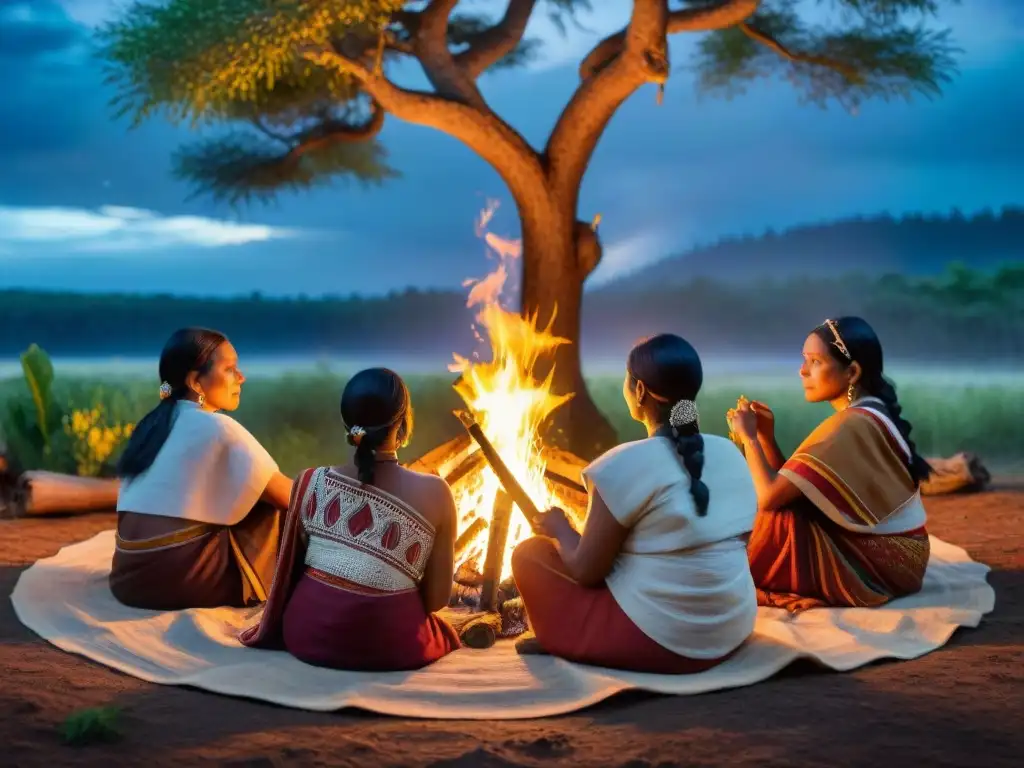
left=589, top=228, right=678, bottom=288
left=0, top=205, right=298, bottom=254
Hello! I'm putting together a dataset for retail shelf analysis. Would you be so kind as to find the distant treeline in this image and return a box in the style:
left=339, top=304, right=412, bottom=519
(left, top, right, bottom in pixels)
left=615, top=206, right=1024, bottom=288
left=3, top=263, right=1022, bottom=362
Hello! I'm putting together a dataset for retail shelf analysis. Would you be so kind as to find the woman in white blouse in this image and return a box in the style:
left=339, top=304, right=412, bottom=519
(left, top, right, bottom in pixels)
left=512, top=333, right=757, bottom=672
left=110, top=328, right=292, bottom=610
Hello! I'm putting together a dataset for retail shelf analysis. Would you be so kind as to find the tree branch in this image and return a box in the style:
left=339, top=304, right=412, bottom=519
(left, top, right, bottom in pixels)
left=580, top=0, right=762, bottom=80
left=286, top=103, right=386, bottom=161
left=412, top=0, right=489, bottom=107
left=454, top=0, right=539, bottom=79
left=738, top=21, right=863, bottom=83
left=305, top=47, right=547, bottom=204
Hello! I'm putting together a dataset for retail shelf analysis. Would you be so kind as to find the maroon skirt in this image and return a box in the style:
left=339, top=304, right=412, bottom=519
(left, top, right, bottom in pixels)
left=279, top=571, right=460, bottom=671
left=511, top=536, right=733, bottom=673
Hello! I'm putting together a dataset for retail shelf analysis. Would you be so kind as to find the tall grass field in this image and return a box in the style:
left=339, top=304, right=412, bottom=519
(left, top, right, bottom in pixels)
left=2, top=367, right=1021, bottom=477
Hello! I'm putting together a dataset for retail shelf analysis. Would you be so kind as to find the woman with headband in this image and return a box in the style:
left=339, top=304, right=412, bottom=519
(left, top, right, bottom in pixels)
left=729, top=317, right=932, bottom=612
left=512, top=334, right=758, bottom=673
left=110, top=328, right=293, bottom=610
left=241, top=368, right=460, bottom=670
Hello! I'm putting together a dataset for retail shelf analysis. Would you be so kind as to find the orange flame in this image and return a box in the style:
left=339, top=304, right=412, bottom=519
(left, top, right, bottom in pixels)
left=449, top=201, right=573, bottom=580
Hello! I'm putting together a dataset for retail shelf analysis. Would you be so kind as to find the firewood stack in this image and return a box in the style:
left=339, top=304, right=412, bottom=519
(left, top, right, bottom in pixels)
left=409, top=433, right=590, bottom=646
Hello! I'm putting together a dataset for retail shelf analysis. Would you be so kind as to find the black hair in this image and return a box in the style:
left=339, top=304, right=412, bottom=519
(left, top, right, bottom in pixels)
left=116, top=328, right=228, bottom=479
left=626, top=333, right=709, bottom=516
left=340, top=368, right=413, bottom=485
left=813, top=316, right=932, bottom=485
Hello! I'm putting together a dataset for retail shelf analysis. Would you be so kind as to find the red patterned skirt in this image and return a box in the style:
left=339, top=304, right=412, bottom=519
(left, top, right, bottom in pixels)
left=747, top=500, right=930, bottom=612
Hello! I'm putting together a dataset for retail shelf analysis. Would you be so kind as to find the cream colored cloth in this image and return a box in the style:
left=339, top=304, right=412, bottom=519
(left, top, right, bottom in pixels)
left=583, top=435, right=758, bottom=659
left=117, top=401, right=278, bottom=526
left=12, top=530, right=993, bottom=720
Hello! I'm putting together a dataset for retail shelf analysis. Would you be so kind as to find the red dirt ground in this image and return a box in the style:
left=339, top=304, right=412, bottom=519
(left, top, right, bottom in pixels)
left=2, top=483, right=1022, bottom=767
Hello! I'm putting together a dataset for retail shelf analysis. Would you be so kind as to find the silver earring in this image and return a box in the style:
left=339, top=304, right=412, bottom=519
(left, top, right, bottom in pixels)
left=197, top=393, right=206, bottom=408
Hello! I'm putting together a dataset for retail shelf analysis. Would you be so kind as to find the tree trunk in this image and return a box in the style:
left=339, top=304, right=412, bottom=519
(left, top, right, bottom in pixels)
left=518, top=197, right=618, bottom=460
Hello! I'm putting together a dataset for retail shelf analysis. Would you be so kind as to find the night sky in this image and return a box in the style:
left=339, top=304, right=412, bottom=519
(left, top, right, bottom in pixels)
left=1, top=0, right=1022, bottom=297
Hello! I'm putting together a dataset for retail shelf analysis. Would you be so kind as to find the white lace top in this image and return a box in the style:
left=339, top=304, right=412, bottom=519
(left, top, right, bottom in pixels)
left=298, top=467, right=436, bottom=593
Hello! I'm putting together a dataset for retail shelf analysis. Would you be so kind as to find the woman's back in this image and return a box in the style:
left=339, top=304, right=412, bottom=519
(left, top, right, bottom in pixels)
left=297, top=463, right=451, bottom=591
left=584, top=434, right=758, bottom=658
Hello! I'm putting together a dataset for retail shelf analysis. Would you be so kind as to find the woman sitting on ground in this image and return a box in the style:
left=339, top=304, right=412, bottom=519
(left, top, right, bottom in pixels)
left=512, top=334, right=757, bottom=673
left=240, top=368, right=460, bottom=671
left=730, top=317, right=932, bottom=612
left=111, top=328, right=293, bottom=611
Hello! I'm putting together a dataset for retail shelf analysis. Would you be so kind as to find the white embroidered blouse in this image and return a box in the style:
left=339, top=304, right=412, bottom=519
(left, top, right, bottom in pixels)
left=297, top=467, right=436, bottom=594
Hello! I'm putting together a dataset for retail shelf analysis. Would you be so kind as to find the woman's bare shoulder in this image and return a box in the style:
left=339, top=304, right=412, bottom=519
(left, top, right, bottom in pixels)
left=397, top=467, right=456, bottom=525
left=399, top=466, right=455, bottom=499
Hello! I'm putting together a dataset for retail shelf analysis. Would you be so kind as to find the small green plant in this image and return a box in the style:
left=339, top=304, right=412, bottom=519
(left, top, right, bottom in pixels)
left=0, top=345, right=71, bottom=472
left=59, top=706, right=123, bottom=746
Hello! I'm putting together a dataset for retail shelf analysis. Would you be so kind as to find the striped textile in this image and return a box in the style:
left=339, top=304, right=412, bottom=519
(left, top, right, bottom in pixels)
left=747, top=500, right=929, bottom=612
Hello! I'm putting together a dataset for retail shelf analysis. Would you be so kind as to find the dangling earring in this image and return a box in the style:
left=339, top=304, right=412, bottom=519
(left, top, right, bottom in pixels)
left=847, top=383, right=856, bottom=404
left=197, top=393, right=206, bottom=408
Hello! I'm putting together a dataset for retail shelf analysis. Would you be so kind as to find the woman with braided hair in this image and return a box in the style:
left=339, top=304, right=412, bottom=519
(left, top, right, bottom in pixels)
left=730, top=316, right=932, bottom=612
left=241, top=368, right=460, bottom=670
left=512, top=334, right=758, bottom=673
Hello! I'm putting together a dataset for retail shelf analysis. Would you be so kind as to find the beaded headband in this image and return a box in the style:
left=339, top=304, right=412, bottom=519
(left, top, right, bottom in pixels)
left=822, top=318, right=851, bottom=360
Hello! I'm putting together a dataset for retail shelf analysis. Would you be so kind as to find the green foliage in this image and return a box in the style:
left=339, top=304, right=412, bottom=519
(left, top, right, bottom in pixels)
left=20, top=345, right=59, bottom=452
left=99, top=0, right=397, bottom=122
left=98, top=0, right=404, bottom=201
left=2, top=370, right=1021, bottom=479
left=59, top=707, right=123, bottom=746
left=173, top=116, right=398, bottom=204
left=0, top=345, right=73, bottom=472
left=693, top=0, right=958, bottom=108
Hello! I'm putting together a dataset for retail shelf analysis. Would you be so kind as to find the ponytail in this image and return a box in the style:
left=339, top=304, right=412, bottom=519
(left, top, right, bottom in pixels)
left=867, top=375, right=932, bottom=486
left=348, top=426, right=390, bottom=486
left=341, top=367, right=413, bottom=487
left=116, top=397, right=179, bottom=479
left=660, top=422, right=710, bottom=516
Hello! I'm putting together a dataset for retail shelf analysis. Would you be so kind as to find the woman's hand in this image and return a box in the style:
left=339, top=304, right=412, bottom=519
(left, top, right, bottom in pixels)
left=535, top=506, right=575, bottom=540
left=728, top=402, right=759, bottom=445
left=750, top=400, right=776, bottom=440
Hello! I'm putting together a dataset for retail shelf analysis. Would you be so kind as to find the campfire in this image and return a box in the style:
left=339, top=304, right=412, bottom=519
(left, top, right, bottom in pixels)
left=407, top=203, right=590, bottom=645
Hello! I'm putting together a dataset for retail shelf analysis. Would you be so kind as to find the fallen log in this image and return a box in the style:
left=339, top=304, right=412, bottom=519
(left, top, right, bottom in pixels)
left=436, top=606, right=503, bottom=649
left=5, top=471, right=119, bottom=518
left=921, top=453, right=991, bottom=496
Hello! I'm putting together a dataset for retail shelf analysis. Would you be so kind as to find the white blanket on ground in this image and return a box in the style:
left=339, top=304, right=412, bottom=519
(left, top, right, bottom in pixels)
left=11, top=531, right=995, bottom=720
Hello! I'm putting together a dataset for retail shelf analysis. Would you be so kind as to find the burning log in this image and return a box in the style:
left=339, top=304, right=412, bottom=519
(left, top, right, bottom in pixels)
left=480, top=491, right=513, bottom=612
left=456, top=410, right=542, bottom=528
left=406, top=432, right=475, bottom=480
left=454, top=517, right=487, bottom=560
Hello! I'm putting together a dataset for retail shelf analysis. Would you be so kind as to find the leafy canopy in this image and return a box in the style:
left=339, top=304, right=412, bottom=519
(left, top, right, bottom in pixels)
left=98, top=0, right=958, bottom=204
left=692, top=0, right=959, bottom=109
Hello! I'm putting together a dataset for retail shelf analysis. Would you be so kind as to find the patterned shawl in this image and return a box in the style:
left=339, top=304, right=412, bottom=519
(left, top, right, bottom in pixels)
left=778, top=399, right=927, bottom=534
